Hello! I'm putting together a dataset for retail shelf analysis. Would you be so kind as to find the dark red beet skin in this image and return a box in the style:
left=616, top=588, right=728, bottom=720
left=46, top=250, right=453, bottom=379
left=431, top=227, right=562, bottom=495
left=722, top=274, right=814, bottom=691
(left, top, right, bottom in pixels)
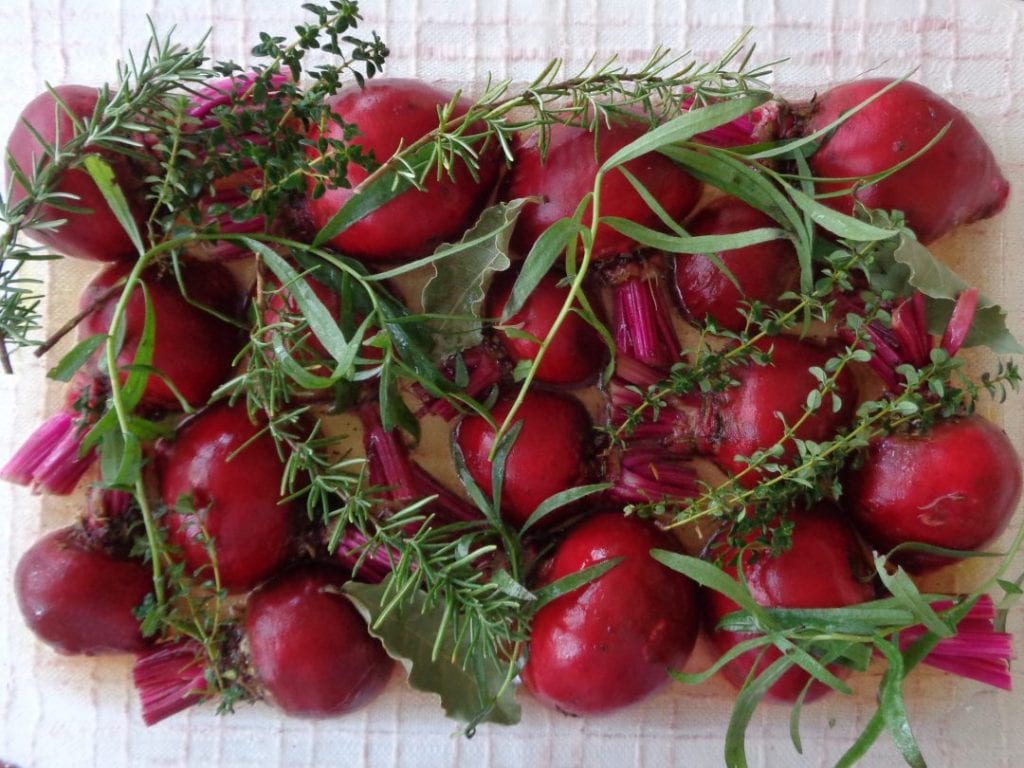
left=675, top=196, right=799, bottom=332
left=501, top=119, right=703, bottom=260
left=306, top=78, right=501, bottom=262
left=159, top=404, right=295, bottom=592
left=701, top=336, right=858, bottom=486
left=802, top=78, right=1009, bottom=245
left=843, top=414, right=1023, bottom=573
left=703, top=507, right=876, bottom=702
left=245, top=563, right=392, bottom=718
left=5, top=84, right=148, bottom=261
left=486, top=271, right=607, bottom=385
left=15, top=527, right=153, bottom=655
left=80, top=259, right=246, bottom=411
left=521, top=512, right=699, bottom=715
left=454, top=389, right=593, bottom=528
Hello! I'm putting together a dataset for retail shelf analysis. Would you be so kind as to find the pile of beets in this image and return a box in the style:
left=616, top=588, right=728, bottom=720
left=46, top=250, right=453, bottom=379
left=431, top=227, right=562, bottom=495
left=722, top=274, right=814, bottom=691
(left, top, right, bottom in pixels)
left=2, top=68, right=1020, bottom=727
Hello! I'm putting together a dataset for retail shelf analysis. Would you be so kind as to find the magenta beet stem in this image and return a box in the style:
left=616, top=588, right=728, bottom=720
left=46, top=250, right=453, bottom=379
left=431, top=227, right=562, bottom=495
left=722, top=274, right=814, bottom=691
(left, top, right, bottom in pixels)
left=608, top=446, right=700, bottom=505
left=0, top=409, right=96, bottom=495
left=415, top=346, right=504, bottom=422
left=358, top=402, right=478, bottom=524
left=613, top=276, right=681, bottom=369
left=332, top=527, right=397, bottom=584
left=847, top=289, right=981, bottom=395
left=132, top=640, right=211, bottom=726
left=900, top=595, right=1014, bottom=691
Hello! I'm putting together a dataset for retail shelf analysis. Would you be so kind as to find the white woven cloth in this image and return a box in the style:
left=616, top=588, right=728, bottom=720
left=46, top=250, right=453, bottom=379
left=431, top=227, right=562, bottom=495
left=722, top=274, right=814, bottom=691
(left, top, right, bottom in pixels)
left=1, top=1, right=1022, bottom=766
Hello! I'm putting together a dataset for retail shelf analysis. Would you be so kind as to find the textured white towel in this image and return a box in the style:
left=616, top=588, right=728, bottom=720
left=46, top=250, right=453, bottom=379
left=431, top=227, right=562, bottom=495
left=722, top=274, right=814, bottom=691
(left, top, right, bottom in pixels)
left=1, top=1, right=1021, bottom=766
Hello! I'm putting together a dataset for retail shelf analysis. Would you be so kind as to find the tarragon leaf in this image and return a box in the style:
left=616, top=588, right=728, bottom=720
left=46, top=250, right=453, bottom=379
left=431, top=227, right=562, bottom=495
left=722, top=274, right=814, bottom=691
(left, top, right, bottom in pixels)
left=344, top=577, right=521, bottom=728
left=420, top=199, right=529, bottom=359
left=872, top=233, right=1023, bottom=354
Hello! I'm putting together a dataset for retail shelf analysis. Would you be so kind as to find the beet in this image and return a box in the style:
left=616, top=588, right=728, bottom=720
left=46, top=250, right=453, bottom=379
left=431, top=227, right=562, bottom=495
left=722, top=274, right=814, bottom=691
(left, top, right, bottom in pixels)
left=500, top=119, right=703, bottom=260
left=454, top=389, right=594, bottom=528
left=5, top=84, right=149, bottom=260
left=244, top=563, right=393, bottom=717
left=675, top=196, right=800, bottom=332
left=486, top=270, right=607, bottom=386
left=843, top=414, right=1023, bottom=573
left=521, top=512, right=699, bottom=715
left=703, top=506, right=876, bottom=702
left=15, top=526, right=153, bottom=655
left=798, top=78, right=1009, bottom=245
left=158, top=404, right=296, bottom=592
left=80, top=259, right=246, bottom=411
left=306, top=78, right=502, bottom=262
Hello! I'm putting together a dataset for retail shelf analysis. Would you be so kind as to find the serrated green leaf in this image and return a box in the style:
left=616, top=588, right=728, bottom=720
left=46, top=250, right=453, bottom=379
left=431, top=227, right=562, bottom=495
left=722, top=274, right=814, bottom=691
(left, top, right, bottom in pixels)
left=872, top=235, right=1024, bottom=354
left=344, top=577, right=521, bottom=728
left=420, top=200, right=528, bottom=359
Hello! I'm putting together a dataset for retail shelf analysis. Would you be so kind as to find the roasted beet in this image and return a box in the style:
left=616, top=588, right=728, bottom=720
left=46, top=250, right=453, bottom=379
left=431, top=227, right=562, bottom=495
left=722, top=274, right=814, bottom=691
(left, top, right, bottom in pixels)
left=843, top=415, right=1022, bottom=573
left=244, top=563, right=392, bottom=717
left=798, top=78, right=1009, bottom=245
left=675, top=196, right=799, bottom=332
left=703, top=507, right=876, bottom=702
left=521, top=512, right=699, bottom=715
left=80, top=259, right=246, bottom=411
left=501, top=119, right=703, bottom=260
left=486, top=271, right=607, bottom=385
left=158, top=404, right=296, bottom=592
left=15, top=526, right=153, bottom=655
left=454, top=389, right=594, bottom=528
left=5, top=84, right=149, bottom=260
left=306, top=78, right=501, bottom=262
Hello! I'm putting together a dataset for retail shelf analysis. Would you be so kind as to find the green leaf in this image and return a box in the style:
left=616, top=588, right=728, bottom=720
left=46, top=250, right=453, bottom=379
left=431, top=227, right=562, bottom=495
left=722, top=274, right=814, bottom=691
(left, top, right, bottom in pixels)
left=48, top=333, right=106, bottom=382
left=601, top=219, right=789, bottom=255
left=420, top=200, right=529, bottom=359
left=875, top=639, right=927, bottom=768
left=724, top=653, right=796, bottom=768
left=119, top=282, right=156, bottom=412
left=247, top=239, right=362, bottom=374
left=787, top=184, right=901, bottom=241
left=519, top=482, right=612, bottom=533
left=671, top=634, right=774, bottom=685
left=344, top=577, right=521, bottom=728
left=875, top=555, right=952, bottom=638
left=311, top=144, right=431, bottom=248
left=873, top=234, right=1023, bottom=354
left=601, top=93, right=771, bottom=170
left=650, top=550, right=765, bottom=620
left=82, top=154, right=145, bottom=255
left=531, top=556, right=622, bottom=610
left=501, top=217, right=583, bottom=319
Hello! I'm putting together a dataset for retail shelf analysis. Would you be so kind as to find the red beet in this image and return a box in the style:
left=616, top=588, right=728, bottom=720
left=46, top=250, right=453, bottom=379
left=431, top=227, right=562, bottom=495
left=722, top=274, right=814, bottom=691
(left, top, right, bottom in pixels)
left=80, top=259, right=246, bottom=411
left=705, top=337, right=858, bottom=484
left=15, top=526, right=153, bottom=655
left=306, top=78, right=501, bottom=262
left=501, top=119, right=703, bottom=260
left=454, top=389, right=594, bottom=528
left=675, top=196, right=799, bottom=332
left=799, top=78, right=1009, bottom=245
left=521, top=512, right=699, bottom=715
left=843, top=414, right=1023, bottom=573
left=244, top=563, right=392, bottom=717
left=703, top=507, right=876, bottom=702
left=158, top=404, right=295, bottom=592
left=486, top=271, right=607, bottom=385
left=5, top=84, right=148, bottom=260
